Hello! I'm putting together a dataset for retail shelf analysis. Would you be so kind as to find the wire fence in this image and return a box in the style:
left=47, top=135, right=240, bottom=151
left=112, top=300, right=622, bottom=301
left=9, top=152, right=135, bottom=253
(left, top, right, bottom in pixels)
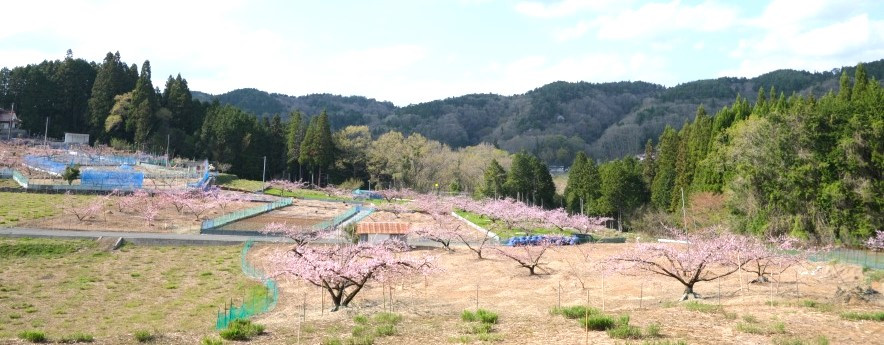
left=216, top=240, right=279, bottom=329
left=312, top=205, right=363, bottom=230
left=200, top=198, right=293, bottom=231
left=809, top=248, right=883, bottom=269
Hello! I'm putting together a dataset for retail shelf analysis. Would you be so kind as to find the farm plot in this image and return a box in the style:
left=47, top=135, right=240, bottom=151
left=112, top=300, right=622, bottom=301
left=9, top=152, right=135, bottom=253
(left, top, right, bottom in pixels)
left=15, top=191, right=255, bottom=234
left=242, top=243, right=883, bottom=345
left=0, top=237, right=265, bottom=344
left=216, top=199, right=354, bottom=232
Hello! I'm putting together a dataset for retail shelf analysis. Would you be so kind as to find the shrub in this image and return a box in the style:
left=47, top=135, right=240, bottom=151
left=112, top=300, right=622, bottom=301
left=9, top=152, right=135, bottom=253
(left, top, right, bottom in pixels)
left=477, top=332, right=504, bottom=342
left=840, top=311, right=884, bottom=321
left=133, top=330, right=154, bottom=343
left=18, top=330, right=47, bottom=343
left=742, top=315, right=758, bottom=323
left=580, top=315, right=616, bottom=331
left=469, top=322, right=494, bottom=335
left=351, top=325, right=369, bottom=337
left=219, top=319, right=265, bottom=341
left=59, top=332, right=94, bottom=343
left=200, top=336, right=223, bottom=345
left=461, top=310, right=477, bottom=322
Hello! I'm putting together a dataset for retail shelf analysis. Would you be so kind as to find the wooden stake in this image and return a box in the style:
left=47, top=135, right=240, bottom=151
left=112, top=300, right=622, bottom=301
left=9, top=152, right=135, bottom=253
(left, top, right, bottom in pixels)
left=558, top=281, right=561, bottom=309
left=585, top=289, right=589, bottom=345
left=718, top=279, right=721, bottom=308
left=321, top=287, right=324, bottom=315
left=639, top=281, right=644, bottom=310
left=302, top=293, right=307, bottom=321
left=476, top=283, right=479, bottom=310
left=795, top=271, right=799, bottom=297
left=602, top=275, right=606, bottom=312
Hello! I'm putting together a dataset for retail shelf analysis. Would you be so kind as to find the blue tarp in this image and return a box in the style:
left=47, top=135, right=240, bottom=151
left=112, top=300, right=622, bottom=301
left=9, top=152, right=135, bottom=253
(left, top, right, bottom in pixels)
left=81, top=167, right=143, bottom=188
left=352, top=189, right=383, bottom=200
left=504, top=234, right=580, bottom=246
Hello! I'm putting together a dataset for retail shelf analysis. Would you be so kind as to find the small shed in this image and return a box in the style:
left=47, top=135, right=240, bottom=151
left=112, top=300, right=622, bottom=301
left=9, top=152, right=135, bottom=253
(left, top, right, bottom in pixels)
left=356, top=222, right=409, bottom=243
left=64, top=132, right=90, bottom=145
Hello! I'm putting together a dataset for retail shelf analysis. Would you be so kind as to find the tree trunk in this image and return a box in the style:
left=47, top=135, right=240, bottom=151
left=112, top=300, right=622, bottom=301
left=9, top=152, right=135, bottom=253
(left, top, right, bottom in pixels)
left=528, top=266, right=536, bottom=275
left=680, top=284, right=701, bottom=301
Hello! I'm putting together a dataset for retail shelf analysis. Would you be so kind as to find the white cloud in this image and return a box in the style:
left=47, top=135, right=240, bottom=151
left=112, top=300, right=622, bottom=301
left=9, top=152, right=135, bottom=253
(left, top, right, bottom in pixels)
left=723, top=0, right=884, bottom=78
left=515, top=0, right=626, bottom=18
left=594, top=0, right=738, bottom=40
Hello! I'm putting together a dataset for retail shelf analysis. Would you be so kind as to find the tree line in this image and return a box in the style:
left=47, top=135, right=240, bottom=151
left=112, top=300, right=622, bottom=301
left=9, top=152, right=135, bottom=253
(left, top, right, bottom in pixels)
left=557, top=64, right=882, bottom=244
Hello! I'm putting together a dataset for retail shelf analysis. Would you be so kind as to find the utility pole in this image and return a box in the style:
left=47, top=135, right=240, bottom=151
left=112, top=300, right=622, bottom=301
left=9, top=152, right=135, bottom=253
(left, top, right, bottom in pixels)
left=681, top=187, right=687, bottom=229
left=262, top=156, right=267, bottom=191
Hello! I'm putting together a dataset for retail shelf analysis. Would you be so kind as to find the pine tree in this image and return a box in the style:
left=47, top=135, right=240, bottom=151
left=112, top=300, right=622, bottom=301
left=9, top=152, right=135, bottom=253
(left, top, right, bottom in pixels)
left=286, top=111, right=303, bottom=178
left=564, top=152, right=600, bottom=214
left=528, top=155, right=556, bottom=207
left=853, top=63, right=868, bottom=96
left=311, top=110, right=335, bottom=186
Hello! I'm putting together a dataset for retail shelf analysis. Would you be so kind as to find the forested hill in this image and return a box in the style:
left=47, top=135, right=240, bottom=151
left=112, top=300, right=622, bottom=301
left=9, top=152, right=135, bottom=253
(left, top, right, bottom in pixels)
left=195, top=59, right=884, bottom=165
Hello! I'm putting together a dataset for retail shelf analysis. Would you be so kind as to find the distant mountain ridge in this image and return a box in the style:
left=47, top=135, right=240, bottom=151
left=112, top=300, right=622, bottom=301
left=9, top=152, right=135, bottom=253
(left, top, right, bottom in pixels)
left=194, top=59, right=884, bottom=164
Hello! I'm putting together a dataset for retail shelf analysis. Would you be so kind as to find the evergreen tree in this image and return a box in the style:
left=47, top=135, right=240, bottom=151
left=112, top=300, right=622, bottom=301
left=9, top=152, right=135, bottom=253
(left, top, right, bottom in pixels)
left=564, top=152, right=600, bottom=214
left=528, top=154, right=556, bottom=207
left=651, top=126, right=679, bottom=211
left=642, top=139, right=655, bottom=187
left=299, top=116, right=318, bottom=182
left=481, top=159, right=507, bottom=198
left=131, top=60, right=156, bottom=145
left=285, top=111, right=304, bottom=178
left=87, top=52, right=133, bottom=140
left=504, top=152, right=533, bottom=202
left=838, top=70, right=852, bottom=102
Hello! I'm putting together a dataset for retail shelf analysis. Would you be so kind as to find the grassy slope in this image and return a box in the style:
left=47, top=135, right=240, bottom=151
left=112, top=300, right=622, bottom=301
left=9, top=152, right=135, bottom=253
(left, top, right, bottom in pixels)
left=0, top=238, right=264, bottom=340
left=454, top=210, right=571, bottom=240
left=0, top=192, right=93, bottom=227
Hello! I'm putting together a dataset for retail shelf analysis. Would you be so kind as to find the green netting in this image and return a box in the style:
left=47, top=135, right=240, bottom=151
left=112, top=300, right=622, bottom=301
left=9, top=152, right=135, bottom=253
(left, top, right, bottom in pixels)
left=808, top=248, right=883, bottom=269
left=312, top=205, right=362, bottom=230
left=216, top=240, right=279, bottom=329
left=201, top=198, right=293, bottom=230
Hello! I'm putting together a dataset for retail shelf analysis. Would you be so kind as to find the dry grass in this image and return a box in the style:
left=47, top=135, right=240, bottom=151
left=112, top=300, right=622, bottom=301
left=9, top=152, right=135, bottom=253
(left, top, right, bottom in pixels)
left=0, top=238, right=264, bottom=342
left=243, top=242, right=884, bottom=345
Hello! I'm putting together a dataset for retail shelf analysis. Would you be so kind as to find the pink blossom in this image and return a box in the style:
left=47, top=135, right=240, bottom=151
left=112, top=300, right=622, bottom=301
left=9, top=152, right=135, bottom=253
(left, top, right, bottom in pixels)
left=268, top=241, right=437, bottom=311
left=866, top=230, right=884, bottom=251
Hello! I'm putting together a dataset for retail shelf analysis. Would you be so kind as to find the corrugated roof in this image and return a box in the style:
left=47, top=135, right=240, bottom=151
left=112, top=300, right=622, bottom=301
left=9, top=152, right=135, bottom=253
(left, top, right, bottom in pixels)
left=356, top=222, right=410, bottom=234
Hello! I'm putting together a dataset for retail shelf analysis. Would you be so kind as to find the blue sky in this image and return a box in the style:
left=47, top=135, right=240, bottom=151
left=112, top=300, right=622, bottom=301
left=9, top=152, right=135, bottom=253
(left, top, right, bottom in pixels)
left=2, top=0, right=882, bottom=105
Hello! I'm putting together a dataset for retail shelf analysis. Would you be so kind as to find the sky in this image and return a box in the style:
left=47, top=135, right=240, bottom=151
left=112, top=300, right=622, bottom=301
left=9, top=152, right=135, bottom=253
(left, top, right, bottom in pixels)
left=2, top=0, right=883, bottom=106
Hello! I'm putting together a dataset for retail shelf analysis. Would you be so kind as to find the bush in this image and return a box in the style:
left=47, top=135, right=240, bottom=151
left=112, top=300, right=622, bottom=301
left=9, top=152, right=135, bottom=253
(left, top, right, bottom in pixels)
left=321, top=338, right=343, bottom=345
left=219, top=319, right=265, bottom=341
left=346, top=334, right=375, bottom=345
left=18, top=330, right=47, bottom=343
left=469, top=322, right=494, bottom=335
left=200, top=336, right=223, bottom=345
left=59, top=332, right=94, bottom=343
left=840, top=311, right=884, bottom=321
left=338, top=178, right=364, bottom=190
left=580, top=315, right=616, bottom=331
left=133, top=330, right=154, bottom=343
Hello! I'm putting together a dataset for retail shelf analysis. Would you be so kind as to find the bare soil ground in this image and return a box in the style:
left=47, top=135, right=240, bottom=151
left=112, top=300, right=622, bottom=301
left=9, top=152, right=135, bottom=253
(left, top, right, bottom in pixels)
left=218, top=199, right=354, bottom=231
left=20, top=194, right=256, bottom=234
left=243, top=243, right=883, bottom=345
left=361, top=211, right=481, bottom=240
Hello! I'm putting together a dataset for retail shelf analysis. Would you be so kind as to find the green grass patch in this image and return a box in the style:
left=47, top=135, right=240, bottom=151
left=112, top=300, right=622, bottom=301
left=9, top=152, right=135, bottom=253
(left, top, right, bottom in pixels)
left=219, top=319, right=264, bottom=341
left=265, top=187, right=355, bottom=202
left=0, top=238, right=92, bottom=258
left=0, top=192, right=82, bottom=226
left=864, top=269, right=884, bottom=283
left=580, top=315, right=616, bottom=331
left=454, top=210, right=570, bottom=240
left=772, top=335, right=829, bottom=345
left=133, top=330, right=155, bottom=342
left=550, top=305, right=601, bottom=319
left=59, top=332, right=94, bottom=343
left=735, top=320, right=786, bottom=335
left=461, top=309, right=498, bottom=324
left=214, top=174, right=264, bottom=191
left=839, top=311, right=884, bottom=321
left=800, top=300, right=834, bottom=312
left=18, top=330, right=47, bottom=343
left=200, top=336, right=223, bottom=345
left=683, top=301, right=721, bottom=313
